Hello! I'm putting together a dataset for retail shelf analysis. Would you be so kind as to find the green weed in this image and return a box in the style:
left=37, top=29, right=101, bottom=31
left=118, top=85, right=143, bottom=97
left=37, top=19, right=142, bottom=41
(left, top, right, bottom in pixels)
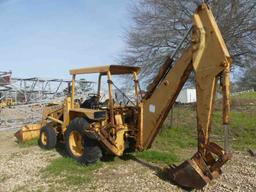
left=19, top=139, right=38, bottom=148
left=134, top=150, right=179, bottom=164
left=233, top=91, right=256, bottom=100
left=42, top=157, right=103, bottom=185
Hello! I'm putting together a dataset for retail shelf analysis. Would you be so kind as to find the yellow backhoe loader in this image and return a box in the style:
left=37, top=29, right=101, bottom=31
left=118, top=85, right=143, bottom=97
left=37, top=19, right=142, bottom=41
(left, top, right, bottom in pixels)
left=15, top=3, right=232, bottom=190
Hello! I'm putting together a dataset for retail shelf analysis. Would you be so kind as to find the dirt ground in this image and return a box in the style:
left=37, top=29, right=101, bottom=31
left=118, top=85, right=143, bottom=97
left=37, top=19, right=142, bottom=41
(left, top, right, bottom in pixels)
left=0, top=131, right=255, bottom=192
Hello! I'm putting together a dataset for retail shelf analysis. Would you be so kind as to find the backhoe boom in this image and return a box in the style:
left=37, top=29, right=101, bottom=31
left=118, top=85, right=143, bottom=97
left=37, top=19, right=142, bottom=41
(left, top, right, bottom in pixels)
left=137, top=3, right=232, bottom=189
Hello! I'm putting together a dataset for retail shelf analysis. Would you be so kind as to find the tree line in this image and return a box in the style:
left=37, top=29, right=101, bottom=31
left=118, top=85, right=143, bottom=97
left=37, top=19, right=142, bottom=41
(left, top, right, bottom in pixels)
left=121, top=0, right=256, bottom=90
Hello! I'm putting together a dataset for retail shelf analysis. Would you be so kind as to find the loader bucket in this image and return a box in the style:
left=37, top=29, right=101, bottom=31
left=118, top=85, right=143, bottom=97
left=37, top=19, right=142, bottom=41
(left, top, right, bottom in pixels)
left=14, top=123, right=42, bottom=143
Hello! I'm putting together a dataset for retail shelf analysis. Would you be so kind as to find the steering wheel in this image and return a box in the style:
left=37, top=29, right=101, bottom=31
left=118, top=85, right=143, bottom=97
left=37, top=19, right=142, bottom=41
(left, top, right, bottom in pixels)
left=88, top=93, right=100, bottom=99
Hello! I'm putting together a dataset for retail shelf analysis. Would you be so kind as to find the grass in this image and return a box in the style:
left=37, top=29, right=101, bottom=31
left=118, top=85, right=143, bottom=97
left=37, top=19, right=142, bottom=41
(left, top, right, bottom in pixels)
left=136, top=92, right=256, bottom=164
left=226, top=111, right=255, bottom=150
left=212, top=102, right=256, bottom=150
left=233, top=91, right=256, bottom=100
left=43, top=157, right=103, bottom=185
left=133, top=106, right=198, bottom=164
left=19, top=138, right=38, bottom=148
left=134, top=126, right=197, bottom=164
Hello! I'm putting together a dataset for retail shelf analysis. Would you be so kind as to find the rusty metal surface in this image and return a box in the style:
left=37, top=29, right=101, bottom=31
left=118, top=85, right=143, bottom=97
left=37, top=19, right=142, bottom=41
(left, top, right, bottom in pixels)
left=168, top=143, right=232, bottom=190
left=168, top=160, right=209, bottom=190
left=248, top=149, right=256, bottom=157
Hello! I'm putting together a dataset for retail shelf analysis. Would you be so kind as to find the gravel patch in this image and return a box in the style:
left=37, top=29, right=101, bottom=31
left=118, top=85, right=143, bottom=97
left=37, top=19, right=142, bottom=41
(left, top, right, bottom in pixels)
left=0, top=148, right=59, bottom=192
left=0, top=131, right=255, bottom=192
left=89, top=160, right=181, bottom=192
left=205, top=152, right=256, bottom=192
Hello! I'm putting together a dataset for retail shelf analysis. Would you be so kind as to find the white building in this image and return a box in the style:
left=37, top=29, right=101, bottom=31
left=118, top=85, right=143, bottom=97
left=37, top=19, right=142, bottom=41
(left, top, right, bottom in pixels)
left=176, top=88, right=196, bottom=103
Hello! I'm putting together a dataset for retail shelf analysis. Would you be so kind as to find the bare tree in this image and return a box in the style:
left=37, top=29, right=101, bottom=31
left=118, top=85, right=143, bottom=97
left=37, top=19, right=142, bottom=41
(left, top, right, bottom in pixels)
left=238, top=64, right=256, bottom=90
left=121, top=0, right=256, bottom=86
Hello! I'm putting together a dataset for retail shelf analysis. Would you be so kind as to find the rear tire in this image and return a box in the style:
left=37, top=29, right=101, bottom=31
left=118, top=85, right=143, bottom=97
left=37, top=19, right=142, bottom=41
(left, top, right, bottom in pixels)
left=39, top=126, right=57, bottom=149
left=65, top=117, right=102, bottom=164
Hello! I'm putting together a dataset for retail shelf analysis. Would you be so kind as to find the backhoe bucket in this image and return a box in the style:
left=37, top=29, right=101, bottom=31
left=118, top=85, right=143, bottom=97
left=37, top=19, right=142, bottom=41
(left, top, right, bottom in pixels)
left=167, top=150, right=231, bottom=190
left=168, top=159, right=210, bottom=190
left=15, top=123, right=42, bottom=143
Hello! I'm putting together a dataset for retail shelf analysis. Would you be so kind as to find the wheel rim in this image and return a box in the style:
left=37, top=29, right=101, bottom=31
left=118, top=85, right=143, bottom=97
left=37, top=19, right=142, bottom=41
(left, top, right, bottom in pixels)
left=69, top=130, right=84, bottom=157
left=41, top=132, right=47, bottom=145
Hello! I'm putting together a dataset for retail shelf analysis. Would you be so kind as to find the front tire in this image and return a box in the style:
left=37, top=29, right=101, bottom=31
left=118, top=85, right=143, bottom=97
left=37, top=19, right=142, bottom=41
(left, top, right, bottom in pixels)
left=39, top=126, right=57, bottom=149
left=65, top=117, right=102, bottom=164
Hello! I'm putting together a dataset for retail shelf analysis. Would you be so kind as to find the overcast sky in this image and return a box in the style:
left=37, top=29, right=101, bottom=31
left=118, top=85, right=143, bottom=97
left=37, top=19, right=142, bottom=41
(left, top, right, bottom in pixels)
left=0, top=0, right=131, bottom=80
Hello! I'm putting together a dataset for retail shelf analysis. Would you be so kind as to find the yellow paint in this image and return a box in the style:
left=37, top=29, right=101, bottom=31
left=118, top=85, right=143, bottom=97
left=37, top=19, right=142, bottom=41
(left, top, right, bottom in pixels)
left=41, top=131, right=47, bottom=145
left=14, top=123, right=42, bottom=143
left=68, top=130, right=84, bottom=157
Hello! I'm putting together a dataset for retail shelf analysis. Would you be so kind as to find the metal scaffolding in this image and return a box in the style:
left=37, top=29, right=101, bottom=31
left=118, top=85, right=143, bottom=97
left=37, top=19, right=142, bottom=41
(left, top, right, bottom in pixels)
left=0, top=71, right=94, bottom=104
